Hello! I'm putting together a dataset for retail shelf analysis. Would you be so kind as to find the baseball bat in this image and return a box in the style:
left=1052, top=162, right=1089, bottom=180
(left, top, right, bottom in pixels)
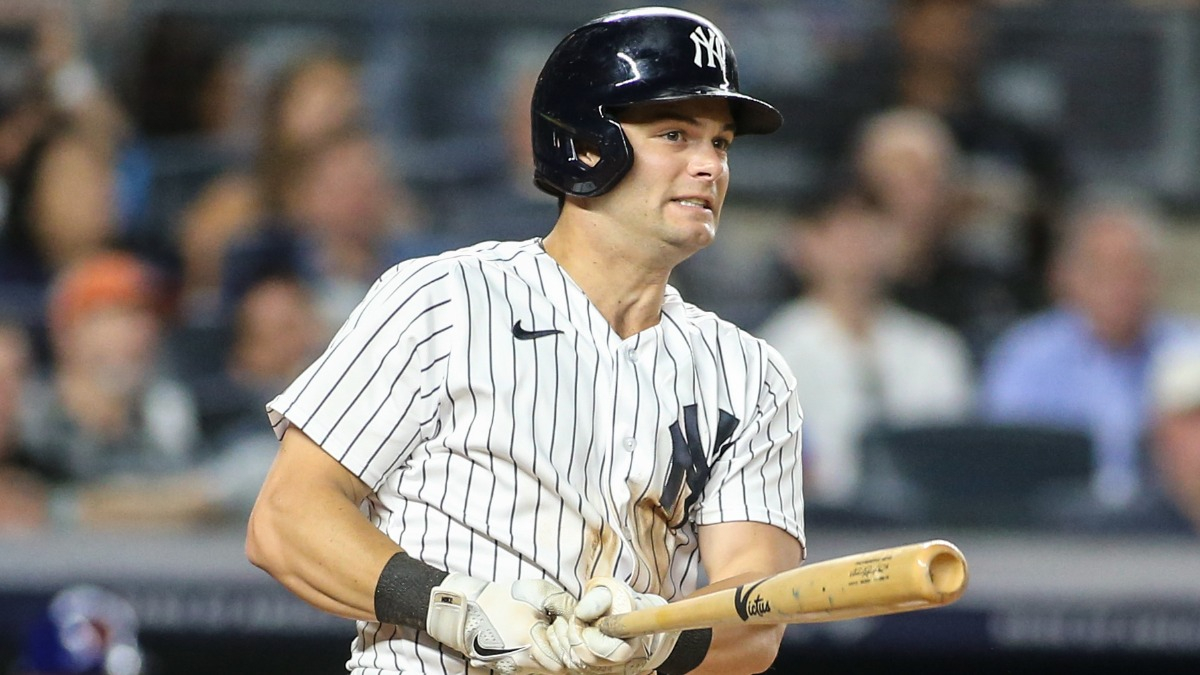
left=597, top=539, right=968, bottom=638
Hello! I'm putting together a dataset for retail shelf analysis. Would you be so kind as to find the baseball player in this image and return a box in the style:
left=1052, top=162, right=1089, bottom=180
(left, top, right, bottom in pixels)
left=246, top=7, right=805, bottom=674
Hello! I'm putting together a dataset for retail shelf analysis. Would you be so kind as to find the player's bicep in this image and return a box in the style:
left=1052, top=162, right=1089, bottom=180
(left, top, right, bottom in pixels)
left=265, top=426, right=373, bottom=505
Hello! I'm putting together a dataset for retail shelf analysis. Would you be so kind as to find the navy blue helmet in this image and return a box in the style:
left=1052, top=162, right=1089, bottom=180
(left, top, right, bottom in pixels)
left=531, top=7, right=783, bottom=198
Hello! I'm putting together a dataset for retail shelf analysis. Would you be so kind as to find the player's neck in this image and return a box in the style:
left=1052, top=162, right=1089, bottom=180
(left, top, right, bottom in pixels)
left=541, top=225, right=669, bottom=339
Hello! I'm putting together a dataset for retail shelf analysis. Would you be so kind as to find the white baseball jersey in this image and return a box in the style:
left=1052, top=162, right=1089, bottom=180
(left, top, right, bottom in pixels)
left=267, top=238, right=805, bottom=674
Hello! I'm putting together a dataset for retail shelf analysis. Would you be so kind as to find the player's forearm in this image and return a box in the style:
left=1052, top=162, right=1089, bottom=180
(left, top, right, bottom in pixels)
left=679, top=572, right=785, bottom=674
left=246, top=430, right=400, bottom=622
left=248, top=488, right=394, bottom=621
left=683, top=521, right=803, bottom=673
left=686, top=623, right=784, bottom=675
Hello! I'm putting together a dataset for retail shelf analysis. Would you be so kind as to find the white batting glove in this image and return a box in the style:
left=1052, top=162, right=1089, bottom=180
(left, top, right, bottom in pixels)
left=549, top=578, right=680, bottom=675
left=426, top=574, right=577, bottom=674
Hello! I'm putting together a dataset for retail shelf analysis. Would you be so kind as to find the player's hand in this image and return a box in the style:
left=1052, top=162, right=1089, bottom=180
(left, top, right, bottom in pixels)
left=426, top=574, right=577, bottom=674
left=549, top=578, right=679, bottom=675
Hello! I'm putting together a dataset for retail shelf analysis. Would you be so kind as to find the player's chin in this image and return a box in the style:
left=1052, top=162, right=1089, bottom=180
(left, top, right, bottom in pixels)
left=670, top=225, right=717, bottom=256
left=671, top=210, right=718, bottom=235
left=689, top=218, right=718, bottom=246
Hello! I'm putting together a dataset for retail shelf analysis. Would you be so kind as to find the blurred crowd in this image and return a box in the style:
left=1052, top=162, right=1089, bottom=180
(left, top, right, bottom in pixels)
left=1, top=0, right=1199, bottom=546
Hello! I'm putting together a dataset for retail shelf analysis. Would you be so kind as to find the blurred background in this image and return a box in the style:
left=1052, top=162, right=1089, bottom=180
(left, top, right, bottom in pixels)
left=1, top=0, right=1199, bottom=673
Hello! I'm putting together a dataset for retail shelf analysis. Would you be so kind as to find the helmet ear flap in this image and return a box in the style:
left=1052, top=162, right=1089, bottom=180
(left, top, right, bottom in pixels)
left=532, top=113, right=633, bottom=198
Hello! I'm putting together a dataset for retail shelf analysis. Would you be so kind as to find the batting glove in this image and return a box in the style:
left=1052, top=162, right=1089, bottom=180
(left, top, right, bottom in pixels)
left=426, top=574, right=577, bottom=674
left=549, top=578, right=680, bottom=675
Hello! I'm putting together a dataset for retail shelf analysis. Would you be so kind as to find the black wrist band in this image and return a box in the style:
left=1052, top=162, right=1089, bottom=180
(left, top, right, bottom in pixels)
left=656, top=627, right=712, bottom=675
left=373, top=552, right=448, bottom=629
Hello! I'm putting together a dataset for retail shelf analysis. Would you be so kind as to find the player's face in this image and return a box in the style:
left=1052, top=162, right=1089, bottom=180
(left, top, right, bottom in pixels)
left=602, top=98, right=735, bottom=254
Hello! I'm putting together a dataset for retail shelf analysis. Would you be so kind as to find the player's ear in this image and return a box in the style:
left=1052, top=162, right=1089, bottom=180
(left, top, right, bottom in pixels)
left=577, top=142, right=601, bottom=168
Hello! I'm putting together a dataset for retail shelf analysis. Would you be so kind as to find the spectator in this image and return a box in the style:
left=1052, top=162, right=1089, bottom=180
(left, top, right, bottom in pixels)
left=21, top=250, right=201, bottom=488
left=0, top=45, right=51, bottom=304
left=757, top=186, right=974, bottom=507
left=854, top=107, right=1041, bottom=363
left=219, top=125, right=446, bottom=328
left=115, top=14, right=245, bottom=265
left=177, top=48, right=367, bottom=322
left=819, top=0, right=1070, bottom=279
left=9, top=276, right=322, bottom=531
left=0, top=2, right=139, bottom=305
left=436, top=34, right=560, bottom=242
left=1, top=106, right=124, bottom=332
left=26, top=3, right=131, bottom=153
left=125, top=15, right=238, bottom=141
left=194, top=274, right=328, bottom=446
left=1122, top=342, right=1200, bottom=535
left=26, top=129, right=120, bottom=279
left=0, top=320, right=53, bottom=529
left=979, top=189, right=1200, bottom=508
left=124, top=274, right=333, bottom=526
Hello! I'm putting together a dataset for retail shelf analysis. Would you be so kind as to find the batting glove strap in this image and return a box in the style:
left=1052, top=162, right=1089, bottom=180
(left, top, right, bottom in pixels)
left=426, top=574, right=489, bottom=652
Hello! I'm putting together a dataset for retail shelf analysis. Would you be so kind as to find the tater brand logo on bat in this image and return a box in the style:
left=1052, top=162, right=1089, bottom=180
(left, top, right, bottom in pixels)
left=848, top=556, right=891, bottom=584
left=733, top=580, right=772, bottom=621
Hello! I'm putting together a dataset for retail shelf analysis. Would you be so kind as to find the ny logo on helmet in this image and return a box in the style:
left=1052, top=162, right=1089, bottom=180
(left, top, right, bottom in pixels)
left=689, top=26, right=727, bottom=72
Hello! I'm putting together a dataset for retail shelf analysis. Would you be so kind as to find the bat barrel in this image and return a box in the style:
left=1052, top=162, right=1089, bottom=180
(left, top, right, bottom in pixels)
left=766, top=539, right=968, bottom=622
left=927, top=545, right=968, bottom=597
left=595, top=539, right=969, bottom=638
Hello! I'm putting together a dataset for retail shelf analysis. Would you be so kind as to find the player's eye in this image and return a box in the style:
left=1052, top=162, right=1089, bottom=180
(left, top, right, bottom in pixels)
left=662, top=130, right=684, bottom=142
left=713, top=137, right=732, bottom=151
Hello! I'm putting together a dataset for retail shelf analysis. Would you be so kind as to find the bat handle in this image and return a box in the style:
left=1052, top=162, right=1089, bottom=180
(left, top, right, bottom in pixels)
left=594, top=604, right=699, bottom=639
left=595, top=612, right=648, bottom=639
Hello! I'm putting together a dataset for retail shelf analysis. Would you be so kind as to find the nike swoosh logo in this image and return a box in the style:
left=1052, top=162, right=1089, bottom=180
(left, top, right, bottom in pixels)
left=470, top=636, right=528, bottom=660
left=512, top=320, right=563, bottom=340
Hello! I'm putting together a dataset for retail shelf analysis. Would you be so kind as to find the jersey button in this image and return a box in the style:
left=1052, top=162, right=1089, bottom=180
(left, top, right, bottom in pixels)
left=625, top=349, right=638, bottom=363
left=623, top=438, right=636, bottom=451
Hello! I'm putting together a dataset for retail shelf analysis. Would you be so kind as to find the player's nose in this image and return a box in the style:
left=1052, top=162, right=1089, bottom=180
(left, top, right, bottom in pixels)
left=688, top=143, right=726, bottom=182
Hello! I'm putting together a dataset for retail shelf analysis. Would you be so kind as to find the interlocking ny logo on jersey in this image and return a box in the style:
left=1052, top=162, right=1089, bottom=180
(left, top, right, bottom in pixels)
left=660, top=404, right=739, bottom=528
left=512, top=320, right=562, bottom=340
left=689, top=26, right=727, bottom=71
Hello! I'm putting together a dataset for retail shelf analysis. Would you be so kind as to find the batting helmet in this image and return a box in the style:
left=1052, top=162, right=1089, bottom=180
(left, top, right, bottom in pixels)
left=531, top=6, right=783, bottom=198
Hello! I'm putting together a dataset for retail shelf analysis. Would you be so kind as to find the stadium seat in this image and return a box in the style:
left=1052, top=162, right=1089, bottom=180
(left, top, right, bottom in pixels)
left=856, top=421, right=1095, bottom=530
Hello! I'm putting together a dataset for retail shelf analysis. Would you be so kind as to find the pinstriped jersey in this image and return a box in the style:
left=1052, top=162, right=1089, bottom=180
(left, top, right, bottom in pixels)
left=267, top=238, right=804, bottom=674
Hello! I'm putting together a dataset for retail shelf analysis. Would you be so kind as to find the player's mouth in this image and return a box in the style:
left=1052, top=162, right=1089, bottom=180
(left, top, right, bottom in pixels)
left=671, top=196, right=714, bottom=213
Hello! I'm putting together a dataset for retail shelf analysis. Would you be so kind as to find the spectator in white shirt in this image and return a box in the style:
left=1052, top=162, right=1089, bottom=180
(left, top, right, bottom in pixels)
left=758, top=186, right=974, bottom=506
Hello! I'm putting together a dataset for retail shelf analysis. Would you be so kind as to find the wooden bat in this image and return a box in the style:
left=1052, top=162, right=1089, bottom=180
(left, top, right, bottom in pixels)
left=597, top=539, right=968, bottom=638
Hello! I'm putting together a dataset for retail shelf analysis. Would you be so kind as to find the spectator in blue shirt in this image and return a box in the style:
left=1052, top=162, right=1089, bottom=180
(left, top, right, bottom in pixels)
left=979, top=188, right=1200, bottom=508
